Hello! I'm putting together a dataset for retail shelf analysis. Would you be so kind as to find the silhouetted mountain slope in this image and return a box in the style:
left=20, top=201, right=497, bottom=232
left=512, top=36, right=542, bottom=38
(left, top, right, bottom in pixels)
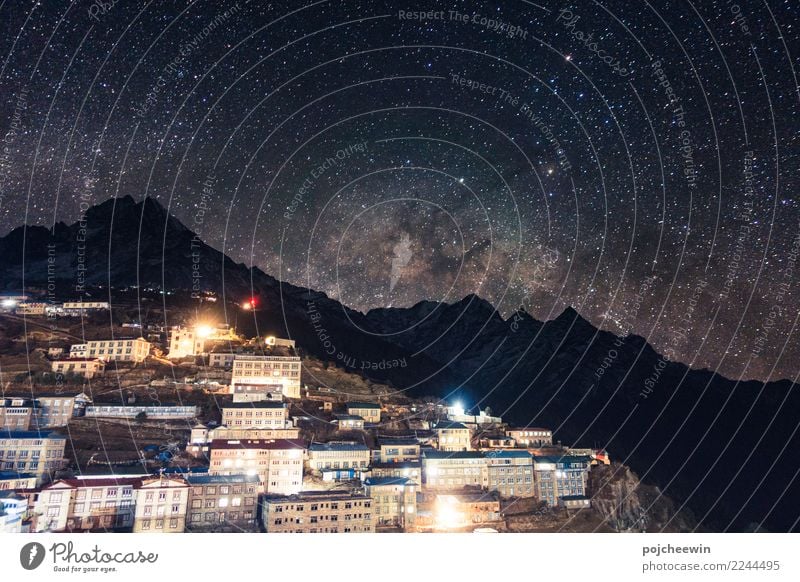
left=1, top=196, right=798, bottom=532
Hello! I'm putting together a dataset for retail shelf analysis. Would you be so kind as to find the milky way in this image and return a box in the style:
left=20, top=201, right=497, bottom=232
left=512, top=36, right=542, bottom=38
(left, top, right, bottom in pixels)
left=0, top=0, right=798, bottom=381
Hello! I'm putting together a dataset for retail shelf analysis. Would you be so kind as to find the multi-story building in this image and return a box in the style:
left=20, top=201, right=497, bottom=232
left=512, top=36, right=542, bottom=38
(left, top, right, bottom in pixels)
left=0, top=491, right=28, bottom=533
left=478, top=434, right=516, bottom=449
left=187, top=425, right=302, bottom=458
left=84, top=405, right=198, bottom=420
left=416, top=491, right=501, bottom=532
left=34, top=478, right=139, bottom=532
left=1, top=394, right=77, bottom=430
left=0, top=398, right=38, bottom=430
left=346, top=402, right=381, bottom=423
left=209, top=439, right=305, bottom=495
left=506, top=428, right=553, bottom=447
left=0, top=471, right=38, bottom=491
left=230, top=344, right=301, bottom=400
left=15, top=302, right=48, bottom=315
left=167, top=327, right=206, bottom=359
left=0, top=431, right=67, bottom=480
left=132, top=476, right=190, bottom=533
left=185, top=474, right=260, bottom=531
left=422, top=450, right=487, bottom=490
left=261, top=491, right=374, bottom=533
left=432, top=421, right=472, bottom=452
left=533, top=455, right=591, bottom=506
left=221, top=401, right=290, bottom=429
left=485, top=450, right=534, bottom=498
left=51, top=358, right=105, bottom=379
left=378, top=437, right=421, bottom=463
left=307, top=441, right=370, bottom=473
left=369, top=461, right=422, bottom=483
left=69, top=338, right=150, bottom=363
left=61, top=301, right=110, bottom=314
left=208, top=352, right=236, bottom=368
left=364, top=476, right=417, bottom=530
left=32, top=394, right=78, bottom=427
left=332, top=414, right=364, bottom=430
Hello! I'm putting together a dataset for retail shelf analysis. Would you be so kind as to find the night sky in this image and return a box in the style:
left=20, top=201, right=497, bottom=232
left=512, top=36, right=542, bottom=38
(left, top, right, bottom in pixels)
left=0, top=0, right=798, bottom=381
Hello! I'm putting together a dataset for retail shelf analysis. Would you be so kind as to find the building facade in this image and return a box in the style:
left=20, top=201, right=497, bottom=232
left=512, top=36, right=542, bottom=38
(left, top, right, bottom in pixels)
left=221, top=401, right=290, bottom=429
left=364, top=476, right=417, bottom=530
left=132, top=477, right=189, bottom=533
left=346, top=402, right=381, bottom=423
left=185, top=474, right=259, bottom=530
left=0, top=431, right=66, bottom=479
left=378, top=437, right=420, bottom=463
left=230, top=351, right=301, bottom=400
left=51, top=358, right=105, bottom=379
left=485, top=450, right=534, bottom=498
left=85, top=405, right=198, bottom=420
left=422, top=450, right=487, bottom=490
left=69, top=338, right=150, bottom=363
left=506, top=428, right=553, bottom=447
left=433, top=421, right=472, bottom=452
left=35, top=478, right=139, bottom=532
left=307, top=441, right=370, bottom=473
left=209, top=439, right=305, bottom=495
left=533, top=455, right=591, bottom=506
left=261, top=491, right=374, bottom=533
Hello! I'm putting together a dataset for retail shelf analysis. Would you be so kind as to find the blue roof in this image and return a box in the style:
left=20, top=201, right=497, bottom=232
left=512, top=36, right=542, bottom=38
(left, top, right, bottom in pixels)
left=485, top=450, right=532, bottom=459
left=364, top=476, right=416, bottom=487
left=0, top=430, right=65, bottom=440
left=184, top=474, right=259, bottom=485
left=423, top=450, right=484, bottom=460
left=0, top=471, right=37, bottom=480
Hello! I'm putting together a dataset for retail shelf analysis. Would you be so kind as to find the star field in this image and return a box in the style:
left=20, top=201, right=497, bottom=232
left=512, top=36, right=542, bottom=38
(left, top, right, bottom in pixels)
left=0, top=0, right=798, bottom=381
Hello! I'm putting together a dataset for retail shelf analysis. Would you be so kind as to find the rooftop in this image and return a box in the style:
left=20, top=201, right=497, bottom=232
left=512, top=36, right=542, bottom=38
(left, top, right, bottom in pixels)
left=309, top=441, right=369, bottom=452
left=333, top=414, right=365, bottom=421
left=378, top=437, right=419, bottom=446
left=211, top=438, right=306, bottom=450
left=484, top=450, right=533, bottom=460
left=221, top=401, right=287, bottom=409
left=432, top=421, right=469, bottom=430
left=364, top=476, right=416, bottom=487
left=0, top=430, right=65, bottom=440
left=262, top=491, right=369, bottom=503
left=423, top=450, right=485, bottom=460
left=49, top=477, right=144, bottom=488
left=533, top=455, right=591, bottom=465
left=346, top=402, right=381, bottom=410
left=184, top=474, right=260, bottom=485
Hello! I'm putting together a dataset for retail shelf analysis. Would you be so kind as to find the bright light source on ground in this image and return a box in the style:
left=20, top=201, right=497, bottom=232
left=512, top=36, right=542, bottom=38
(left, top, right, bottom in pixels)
left=435, top=495, right=464, bottom=530
left=195, top=325, right=213, bottom=338
left=2, top=299, right=16, bottom=308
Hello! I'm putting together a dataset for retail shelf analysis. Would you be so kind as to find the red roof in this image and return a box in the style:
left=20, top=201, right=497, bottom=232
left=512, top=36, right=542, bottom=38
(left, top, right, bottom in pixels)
left=48, top=477, right=143, bottom=488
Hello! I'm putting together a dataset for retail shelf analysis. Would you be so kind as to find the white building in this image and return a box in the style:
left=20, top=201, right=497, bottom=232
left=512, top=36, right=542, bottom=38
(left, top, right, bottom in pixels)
left=70, top=338, right=150, bottom=362
left=85, top=405, right=198, bottom=420
left=221, top=402, right=291, bottom=429
left=168, top=327, right=206, bottom=359
left=61, top=301, right=110, bottom=316
left=0, top=492, right=28, bottom=532
left=230, top=351, right=301, bottom=401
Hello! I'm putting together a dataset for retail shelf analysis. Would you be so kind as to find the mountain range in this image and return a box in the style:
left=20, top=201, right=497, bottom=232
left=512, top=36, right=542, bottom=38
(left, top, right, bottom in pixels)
left=1, top=195, right=798, bottom=532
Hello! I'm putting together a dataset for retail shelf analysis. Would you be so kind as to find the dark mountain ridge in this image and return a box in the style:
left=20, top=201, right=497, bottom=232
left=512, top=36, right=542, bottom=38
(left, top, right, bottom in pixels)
left=1, top=196, right=798, bottom=532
